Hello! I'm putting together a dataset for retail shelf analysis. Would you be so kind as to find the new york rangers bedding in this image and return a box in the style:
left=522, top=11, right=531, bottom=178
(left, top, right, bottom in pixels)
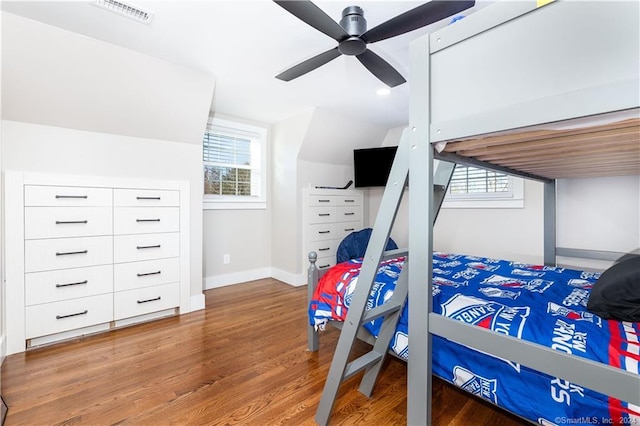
left=309, top=253, right=640, bottom=425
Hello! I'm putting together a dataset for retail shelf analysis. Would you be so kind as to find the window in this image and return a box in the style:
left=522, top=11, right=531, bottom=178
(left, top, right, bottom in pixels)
left=203, top=117, right=267, bottom=210
left=442, top=164, right=524, bottom=209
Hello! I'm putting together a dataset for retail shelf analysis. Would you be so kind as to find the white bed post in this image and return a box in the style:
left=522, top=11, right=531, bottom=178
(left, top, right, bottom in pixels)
left=408, top=34, right=434, bottom=425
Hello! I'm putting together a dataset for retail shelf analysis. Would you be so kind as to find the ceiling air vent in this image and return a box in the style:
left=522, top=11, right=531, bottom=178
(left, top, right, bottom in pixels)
left=92, top=0, right=154, bottom=25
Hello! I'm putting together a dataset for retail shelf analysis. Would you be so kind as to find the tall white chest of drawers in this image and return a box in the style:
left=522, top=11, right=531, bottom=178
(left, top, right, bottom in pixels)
left=5, top=172, right=191, bottom=355
left=302, top=188, right=364, bottom=273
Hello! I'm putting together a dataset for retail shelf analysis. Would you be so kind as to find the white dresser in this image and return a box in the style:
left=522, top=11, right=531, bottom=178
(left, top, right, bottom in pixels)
left=5, top=172, right=191, bottom=355
left=302, top=188, right=364, bottom=272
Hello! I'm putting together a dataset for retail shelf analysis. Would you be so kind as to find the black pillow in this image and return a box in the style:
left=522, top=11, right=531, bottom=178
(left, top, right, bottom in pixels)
left=587, top=256, right=640, bottom=321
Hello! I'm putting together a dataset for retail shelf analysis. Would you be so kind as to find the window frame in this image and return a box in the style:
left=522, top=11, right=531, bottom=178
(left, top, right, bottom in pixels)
left=203, top=117, right=267, bottom=210
left=441, top=164, right=524, bottom=209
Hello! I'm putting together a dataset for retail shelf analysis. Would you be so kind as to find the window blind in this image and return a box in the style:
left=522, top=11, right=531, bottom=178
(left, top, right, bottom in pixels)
left=449, top=165, right=510, bottom=195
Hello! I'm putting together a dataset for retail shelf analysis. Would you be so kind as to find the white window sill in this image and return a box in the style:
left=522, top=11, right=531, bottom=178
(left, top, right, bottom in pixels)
left=203, top=200, right=266, bottom=210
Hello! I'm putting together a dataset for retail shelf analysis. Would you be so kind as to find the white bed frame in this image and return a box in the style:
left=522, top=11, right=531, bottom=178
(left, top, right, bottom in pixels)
left=408, top=1, right=639, bottom=424
left=311, top=1, right=640, bottom=424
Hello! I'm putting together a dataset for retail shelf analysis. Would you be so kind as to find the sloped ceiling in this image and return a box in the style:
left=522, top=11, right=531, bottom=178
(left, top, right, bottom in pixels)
left=0, top=1, right=491, bottom=128
left=298, top=108, right=389, bottom=164
left=1, top=12, right=215, bottom=144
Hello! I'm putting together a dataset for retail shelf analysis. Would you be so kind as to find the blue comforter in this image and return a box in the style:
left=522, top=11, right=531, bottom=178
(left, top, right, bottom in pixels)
left=309, top=252, right=640, bottom=424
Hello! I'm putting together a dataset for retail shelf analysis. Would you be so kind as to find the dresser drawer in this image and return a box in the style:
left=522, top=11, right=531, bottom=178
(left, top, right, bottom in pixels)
left=314, top=255, right=335, bottom=271
left=114, top=189, right=179, bottom=207
left=114, top=282, right=179, bottom=320
left=336, top=205, right=362, bottom=222
left=113, top=233, right=180, bottom=263
left=307, top=238, right=340, bottom=260
left=25, top=265, right=113, bottom=306
left=336, top=195, right=361, bottom=206
left=336, top=221, right=361, bottom=239
left=25, top=236, right=113, bottom=273
left=308, top=195, right=335, bottom=206
left=307, top=223, right=338, bottom=241
left=113, top=207, right=179, bottom=235
left=307, top=206, right=337, bottom=224
left=24, top=207, right=113, bottom=239
left=114, top=258, right=180, bottom=292
left=25, top=293, right=113, bottom=338
left=25, top=186, right=112, bottom=207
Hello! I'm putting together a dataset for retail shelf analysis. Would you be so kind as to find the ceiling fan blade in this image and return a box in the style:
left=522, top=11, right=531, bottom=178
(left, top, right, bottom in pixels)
left=276, top=47, right=342, bottom=82
left=273, top=0, right=348, bottom=41
left=356, top=49, right=406, bottom=88
left=361, top=1, right=476, bottom=44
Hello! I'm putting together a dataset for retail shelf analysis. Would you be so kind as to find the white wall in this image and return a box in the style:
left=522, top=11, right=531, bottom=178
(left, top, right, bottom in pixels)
left=202, top=113, right=273, bottom=289
left=556, top=176, right=640, bottom=269
left=1, top=13, right=215, bottom=311
left=270, top=110, right=313, bottom=281
left=268, top=108, right=390, bottom=283
left=434, top=180, right=545, bottom=263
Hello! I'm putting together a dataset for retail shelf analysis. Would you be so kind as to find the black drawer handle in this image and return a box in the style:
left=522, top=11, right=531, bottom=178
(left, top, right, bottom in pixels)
left=56, top=195, right=88, bottom=199
left=318, top=213, right=331, bottom=217
left=137, top=270, right=162, bottom=277
left=344, top=212, right=355, bottom=216
left=344, top=199, right=355, bottom=203
left=319, top=264, right=331, bottom=269
left=318, top=199, right=330, bottom=203
left=136, top=196, right=161, bottom=200
left=56, top=220, right=88, bottom=224
left=56, top=280, right=88, bottom=288
left=56, top=250, right=88, bottom=256
left=318, top=247, right=330, bottom=251
left=136, top=219, right=161, bottom=222
left=56, top=310, right=88, bottom=319
left=137, top=245, right=161, bottom=250
left=344, top=228, right=355, bottom=232
left=137, top=296, right=161, bottom=304
left=318, top=231, right=331, bottom=234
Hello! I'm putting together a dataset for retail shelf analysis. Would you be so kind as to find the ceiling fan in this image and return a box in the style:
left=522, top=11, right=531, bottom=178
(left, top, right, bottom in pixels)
left=274, top=0, right=475, bottom=87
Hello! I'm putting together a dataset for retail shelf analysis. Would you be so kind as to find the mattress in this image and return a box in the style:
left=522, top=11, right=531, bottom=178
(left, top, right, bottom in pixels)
left=309, top=252, right=640, bottom=424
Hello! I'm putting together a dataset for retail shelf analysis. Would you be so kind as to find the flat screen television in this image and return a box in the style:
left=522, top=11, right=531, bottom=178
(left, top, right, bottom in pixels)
left=353, top=146, right=397, bottom=188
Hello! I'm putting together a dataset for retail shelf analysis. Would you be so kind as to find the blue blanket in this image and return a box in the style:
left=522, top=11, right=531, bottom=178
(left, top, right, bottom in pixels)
left=309, top=252, right=640, bottom=424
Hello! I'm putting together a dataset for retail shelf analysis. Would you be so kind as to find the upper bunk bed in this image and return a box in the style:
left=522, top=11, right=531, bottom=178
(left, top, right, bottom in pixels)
left=404, top=0, right=639, bottom=424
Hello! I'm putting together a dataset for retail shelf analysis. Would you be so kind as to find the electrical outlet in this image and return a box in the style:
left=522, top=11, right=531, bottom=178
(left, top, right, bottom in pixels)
left=223, top=254, right=231, bottom=265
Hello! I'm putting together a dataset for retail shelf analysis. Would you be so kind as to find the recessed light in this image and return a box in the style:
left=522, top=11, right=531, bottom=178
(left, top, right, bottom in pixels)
left=376, top=88, right=391, bottom=96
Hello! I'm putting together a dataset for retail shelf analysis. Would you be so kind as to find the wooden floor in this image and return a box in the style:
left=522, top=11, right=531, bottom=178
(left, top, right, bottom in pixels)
left=2, top=278, right=526, bottom=425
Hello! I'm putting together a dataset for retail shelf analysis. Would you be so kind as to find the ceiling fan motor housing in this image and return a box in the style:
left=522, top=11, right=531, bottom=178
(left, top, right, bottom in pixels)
left=340, top=6, right=366, bottom=36
left=338, top=6, right=367, bottom=56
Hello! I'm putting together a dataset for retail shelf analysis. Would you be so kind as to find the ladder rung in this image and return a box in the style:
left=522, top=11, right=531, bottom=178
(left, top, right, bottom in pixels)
left=343, top=350, right=384, bottom=380
left=382, top=248, right=408, bottom=261
left=361, top=302, right=403, bottom=324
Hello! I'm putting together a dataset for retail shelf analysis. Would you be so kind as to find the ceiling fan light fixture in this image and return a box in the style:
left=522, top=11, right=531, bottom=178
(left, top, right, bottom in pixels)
left=92, top=0, right=154, bottom=25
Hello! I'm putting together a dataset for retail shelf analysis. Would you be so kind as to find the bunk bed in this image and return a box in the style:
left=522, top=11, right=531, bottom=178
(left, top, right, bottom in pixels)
left=309, top=0, right=640, bottom=424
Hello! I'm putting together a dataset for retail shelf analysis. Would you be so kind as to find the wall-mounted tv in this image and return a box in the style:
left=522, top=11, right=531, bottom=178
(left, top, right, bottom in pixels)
left=353, top=146, right=397, bottom=188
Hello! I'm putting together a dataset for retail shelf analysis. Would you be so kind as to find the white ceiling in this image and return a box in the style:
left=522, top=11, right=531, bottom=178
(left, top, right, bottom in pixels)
left=1, top=0, right=490, bottom=128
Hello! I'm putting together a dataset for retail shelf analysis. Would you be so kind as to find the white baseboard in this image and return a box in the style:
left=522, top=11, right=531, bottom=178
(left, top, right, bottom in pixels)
left=203, top=267, right=307, bottom=290
left=204, top=268, right=272, bottom=290
left=190, top=293, right=205, bottom=311
left=271, top=268, right=306, bottom=287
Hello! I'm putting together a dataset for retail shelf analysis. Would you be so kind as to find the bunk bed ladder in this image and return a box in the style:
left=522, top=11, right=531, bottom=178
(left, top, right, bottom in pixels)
left=314, top=130, right=455, bottom=425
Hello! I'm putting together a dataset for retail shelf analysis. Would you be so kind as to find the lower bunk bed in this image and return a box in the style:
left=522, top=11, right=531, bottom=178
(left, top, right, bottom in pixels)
left=308, top=250, right=640, bottom=424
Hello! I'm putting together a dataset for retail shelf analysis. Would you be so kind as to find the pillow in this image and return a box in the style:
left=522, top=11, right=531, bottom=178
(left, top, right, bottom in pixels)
left=587, top=256, right=640, bottom=321
left=336, top=228, right=398, bottom=264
